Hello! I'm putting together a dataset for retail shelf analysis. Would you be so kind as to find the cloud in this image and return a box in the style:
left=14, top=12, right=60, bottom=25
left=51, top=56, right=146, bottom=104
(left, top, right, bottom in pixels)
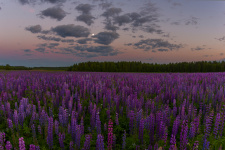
left=185, top=17, right=198, bottom=25
left=56, top=45, right=122, bottom=57
left=75, top=3, right=94, bottom=14
left=220, top=53, right=224, bottom=56
left=104, top=20, right=119, bottom=31
left=102, top=7, right=122, bottom=19
left=23, top=49, right=32, bottom=52
left=39, top=7, right=67, bottom=21
left=215, top=36, right=225, bottom=41
left=203, top=55, right=213, bottom=58
left=131, top=38, right=183, bottom=52
left=35, top=47, right=46, bottom=53
left=51, top=24, right=90, bottom=38
left=114, top=14, right=132, bottom=26
left=171, top=21, right=180, bottom=25
left=76, top=38, right=92, bottom=44
left=61, top=39, right=75, bottom=43
left=47, top=43, right=59, bottom=49
left=25, top=25, right=42, bottom=33
left=99, top=2, right=112, bottom=10
left=142, top=25, right=163, bottom=34
left=191, top=46, right=205, bottom=51
left=172, top=2, right=182, bottom=7
left=18, top=0, right=66, bottom=5
left=93, top=31, right=119, bottom=45
left=76, top=14, right=95, bottom=26
left=37, top=35, right=61, bottom=41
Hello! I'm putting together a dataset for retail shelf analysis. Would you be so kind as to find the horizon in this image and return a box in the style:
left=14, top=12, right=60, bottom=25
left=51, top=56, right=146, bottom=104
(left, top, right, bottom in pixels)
left=1, top=0, right=225, bottom=67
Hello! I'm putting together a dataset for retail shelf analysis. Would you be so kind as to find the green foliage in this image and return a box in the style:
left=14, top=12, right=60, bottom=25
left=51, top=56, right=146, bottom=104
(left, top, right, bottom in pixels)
left=67, top=61, right=225, bottom=73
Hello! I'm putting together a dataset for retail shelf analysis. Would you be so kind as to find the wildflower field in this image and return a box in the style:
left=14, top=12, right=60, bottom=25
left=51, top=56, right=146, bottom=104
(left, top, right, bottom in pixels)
left=0, top=71, right=225, bottom=149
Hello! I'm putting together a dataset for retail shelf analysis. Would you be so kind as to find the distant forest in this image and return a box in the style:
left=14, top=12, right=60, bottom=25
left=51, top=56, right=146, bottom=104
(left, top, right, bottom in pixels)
left=67, top=61, right=225, bottom=72
left=2, top=61, right=225, bottom=72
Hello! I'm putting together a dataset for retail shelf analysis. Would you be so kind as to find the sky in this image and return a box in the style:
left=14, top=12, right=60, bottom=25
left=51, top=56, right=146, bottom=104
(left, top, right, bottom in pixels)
left=0, top=0, right=225, bottom=67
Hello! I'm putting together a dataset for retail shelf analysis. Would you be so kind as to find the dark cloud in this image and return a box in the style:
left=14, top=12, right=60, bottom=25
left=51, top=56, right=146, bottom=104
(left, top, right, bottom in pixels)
left=139, top=2, right=158, bottom=16
left=123, top=28, right=129, bottom=31
left=93, top=31, right=119, bottom=45
left=76, top=14, right=95, bottom=26
left=158, top=48, right=169, bottom=52
left=114, top=14, right=132, bottom=26
left=18, top=0, right=66, bottom=5
left=102, top=7, right=122, bottom=19
left=139, top=35, right=144, bottom=38
left=75, top=4, right=94, bottom=14
left=132, top=15, right=158, bottom=27
left=142, top=25, right=163, bottom=34
left=203, top=55, right=213, bottom=58
left=220, top=53, right=224, bottom=56
left=215, top=36, right=225, bottom=41
left=57, top=45, right=121, bottom=57
left=172, top=2, right=182, bottom=7
left=51, top=24, right=90, bottom=38
left=40, top=7, right=67, bottom=21
left=74, top=45, right=121, bottom=56
left=35, top=47, right=46, bottom=53
left=47, top=43, right=59, bottom=49
left=171, top=21, right=180, bottom=25
left=23, top=49, right=32, bottom=52
left=76, top=38, right=92, bottom=44
left=99, top=2, right=112, bottom=10
left=191, top=46, right=205, bottom=51
left=104, top=20, right=119, bottom=31
left=61, top=39, right=75, bottom=43
left=185, top=17, right=198, bottom=25
left=25, top=25, right=42, bottom=33
left=171, top=17, right=199, bottom=26
left=37, top=35, right=61, bottom=41
left=131, top=38, right=183, bottom=52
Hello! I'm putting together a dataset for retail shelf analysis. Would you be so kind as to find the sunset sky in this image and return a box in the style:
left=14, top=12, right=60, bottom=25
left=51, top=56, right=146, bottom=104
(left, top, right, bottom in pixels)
left=0, top=0, right=225, bottom=67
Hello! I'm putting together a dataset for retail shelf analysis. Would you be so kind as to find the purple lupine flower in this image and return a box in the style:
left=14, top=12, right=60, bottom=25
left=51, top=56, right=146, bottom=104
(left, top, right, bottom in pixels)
left=213, top=112, right=221, bottom=138
left=35, top=145, right=40, bottom=150
left=163, top=126, right=168, bottom=147
left=202, top=137, right=210, bottom=150
left=169, top=134, right=176, bottom=150
left=54, top=120, right=59, bottom=135
left=63, top=109, right=68, bottom=127
left=37, top=125, right=42, bottom=135
left=107, top=119, right=113, bottom=150
left=96, top=134, right=104, bottom=150
left=139, top=118, right=144, bottom=144
left=59, top=132, right=65, bottom=149
left=96, top=112, right=101, bottom=134
left=7, top=118, right=13, bottom=130
left=148, top=113, right=155, bottom=145
left=5, top=141, right=12, bottom=150
left=75, top=125, right=81, bottom=149
left=115, top=113, right=119, bottom=126
left=29, top=144, right=36, bottom=150
left=0, top=132, right=5, bottom=146
left=13, top=110, right=19, bottom=128
left=204, top=111, right=214, bottom=138
left=71, top=117, right=76, bottom=142
left=80, top=116, right=84, bottom=136
left=180, top=120, right=188, bottom=150
left=129, top=110, right=135, bottom=134
left=47, top=117, right=53, bottom=149
left=69, top=141, right=74, bottom=150
left=122, top=130, right=126, bottom=150
left=91, top=105, right=96, bottom=131
left=19, top=137, right=25, bottom=150
left=172, top=117, right=179, bottom=136
left=82, top=134, right=92, bottom=150
left=188, top=121, right=195, bottom=139
left=192, top=141, right=199, bottom=150
left=31, top=124, right=36, bottom=138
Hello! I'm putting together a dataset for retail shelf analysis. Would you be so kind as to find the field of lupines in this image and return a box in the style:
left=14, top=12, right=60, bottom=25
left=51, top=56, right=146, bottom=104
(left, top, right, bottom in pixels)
left=0, top=71, right=225, bottom=149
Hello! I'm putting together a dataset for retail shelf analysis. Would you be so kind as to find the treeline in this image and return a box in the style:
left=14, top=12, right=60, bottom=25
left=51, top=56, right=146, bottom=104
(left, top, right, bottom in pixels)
left=0, top=64, right=68, bottom=71
left=67, top=61, right=225, bottom=72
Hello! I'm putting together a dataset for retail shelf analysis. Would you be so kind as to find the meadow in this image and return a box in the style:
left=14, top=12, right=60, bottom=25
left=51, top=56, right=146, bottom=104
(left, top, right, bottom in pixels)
left=0, top=71, right=224, bottom=149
